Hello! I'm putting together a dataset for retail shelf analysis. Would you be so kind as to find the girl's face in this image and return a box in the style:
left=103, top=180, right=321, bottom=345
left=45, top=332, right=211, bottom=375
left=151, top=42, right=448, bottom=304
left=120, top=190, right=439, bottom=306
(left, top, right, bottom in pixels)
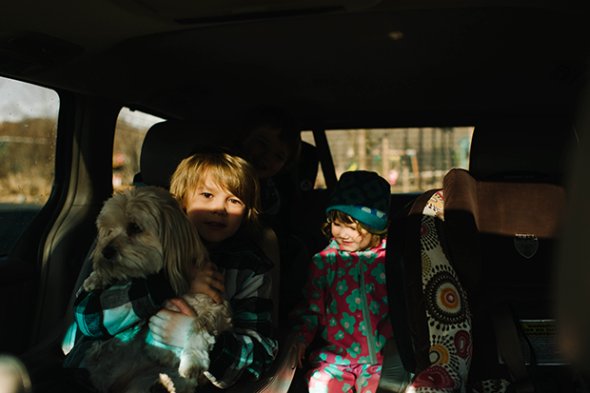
left=242, top=126, right=289, bottom=179
left=184, top=173, right=246, bottom=245
left=331, top=217, right=374, bottom=252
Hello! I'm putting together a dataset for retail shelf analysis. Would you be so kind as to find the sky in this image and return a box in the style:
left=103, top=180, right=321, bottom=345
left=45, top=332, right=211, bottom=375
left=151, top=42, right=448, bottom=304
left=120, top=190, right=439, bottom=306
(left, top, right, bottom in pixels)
left=0, top=76, right=163, bottom=129
left=0, top=77, right=58, bottom=121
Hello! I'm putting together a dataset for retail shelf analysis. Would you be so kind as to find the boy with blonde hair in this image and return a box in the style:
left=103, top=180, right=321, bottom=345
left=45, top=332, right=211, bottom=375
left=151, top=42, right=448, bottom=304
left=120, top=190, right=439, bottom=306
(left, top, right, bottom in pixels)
left=66, top=151, right=277, bottom=389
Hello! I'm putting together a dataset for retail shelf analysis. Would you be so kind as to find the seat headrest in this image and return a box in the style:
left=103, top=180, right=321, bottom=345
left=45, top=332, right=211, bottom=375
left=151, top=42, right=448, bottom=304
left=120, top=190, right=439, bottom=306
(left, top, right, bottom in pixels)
left=297, top=141, right=319, bottom=191
left=139, top=120, right=233, bottom=189
left=469, top=117, right=575, bottom=184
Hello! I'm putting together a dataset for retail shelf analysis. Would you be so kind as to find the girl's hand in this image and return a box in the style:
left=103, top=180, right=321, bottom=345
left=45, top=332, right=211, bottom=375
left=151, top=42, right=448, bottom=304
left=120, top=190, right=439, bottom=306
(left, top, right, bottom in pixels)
left=149, top=299, right=196, bottom=348
left=189, top=261, right=225, bottom=304
left=291, top=342, right=307, bottom=369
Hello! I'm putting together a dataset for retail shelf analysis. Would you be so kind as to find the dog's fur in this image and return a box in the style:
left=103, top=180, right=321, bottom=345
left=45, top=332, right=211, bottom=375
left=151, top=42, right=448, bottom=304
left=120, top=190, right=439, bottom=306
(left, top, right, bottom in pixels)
left=80, top=186, right=232, bottom=393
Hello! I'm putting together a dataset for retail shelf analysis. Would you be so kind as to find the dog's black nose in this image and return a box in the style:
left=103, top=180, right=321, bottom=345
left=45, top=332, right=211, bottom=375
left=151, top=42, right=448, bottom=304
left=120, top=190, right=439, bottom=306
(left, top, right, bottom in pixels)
left=102, top=245, right=117, bottom=260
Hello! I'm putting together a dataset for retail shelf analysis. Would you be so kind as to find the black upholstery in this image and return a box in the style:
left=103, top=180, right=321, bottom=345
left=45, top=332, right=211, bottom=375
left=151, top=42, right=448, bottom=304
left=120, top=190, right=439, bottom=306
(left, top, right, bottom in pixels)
left=468, top=118, right=573, bottom=184
left=138, top=120, right=233, bottom=188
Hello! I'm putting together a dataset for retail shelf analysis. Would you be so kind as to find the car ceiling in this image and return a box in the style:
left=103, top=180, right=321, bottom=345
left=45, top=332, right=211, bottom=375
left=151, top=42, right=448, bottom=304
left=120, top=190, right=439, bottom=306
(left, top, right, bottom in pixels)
left=0, top=0, right=588, bottom=128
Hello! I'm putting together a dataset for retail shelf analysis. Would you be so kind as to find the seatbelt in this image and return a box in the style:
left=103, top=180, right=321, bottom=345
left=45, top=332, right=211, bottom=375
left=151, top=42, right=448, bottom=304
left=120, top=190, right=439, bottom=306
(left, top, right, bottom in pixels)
left=380, top=190, right=437, bottom=392
left=377, top=339, right=413, bottom=393
left=492, top=305, right=535, bottom=393
left=312, top=127, right=337, bottom=192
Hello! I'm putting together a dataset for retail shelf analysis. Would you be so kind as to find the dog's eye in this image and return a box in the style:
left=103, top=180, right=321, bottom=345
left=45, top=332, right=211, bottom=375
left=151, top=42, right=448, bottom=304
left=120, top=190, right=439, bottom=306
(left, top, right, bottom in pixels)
left=127, top=222, right=142, bottom=236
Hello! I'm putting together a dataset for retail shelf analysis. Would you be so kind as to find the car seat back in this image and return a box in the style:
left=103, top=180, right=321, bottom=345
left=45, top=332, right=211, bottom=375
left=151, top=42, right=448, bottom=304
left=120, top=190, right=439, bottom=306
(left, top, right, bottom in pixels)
left=387, top=117, right=576, bottom=392
left=445, top=118, right=575, bottom=392
left=443, top=168, right=566, bottom=391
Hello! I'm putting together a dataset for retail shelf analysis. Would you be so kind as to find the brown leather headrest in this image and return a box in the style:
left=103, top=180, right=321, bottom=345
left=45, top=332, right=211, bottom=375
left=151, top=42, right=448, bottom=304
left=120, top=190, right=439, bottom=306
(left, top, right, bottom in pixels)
left=442, top=168, right=566, bottom=291
left=444, top=169, right=565, bottom=238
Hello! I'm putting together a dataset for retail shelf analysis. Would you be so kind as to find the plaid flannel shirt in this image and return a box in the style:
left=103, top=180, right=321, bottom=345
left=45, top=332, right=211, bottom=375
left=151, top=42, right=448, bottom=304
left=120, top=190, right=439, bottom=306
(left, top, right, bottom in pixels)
left=64, top=237, right=277, bottom=389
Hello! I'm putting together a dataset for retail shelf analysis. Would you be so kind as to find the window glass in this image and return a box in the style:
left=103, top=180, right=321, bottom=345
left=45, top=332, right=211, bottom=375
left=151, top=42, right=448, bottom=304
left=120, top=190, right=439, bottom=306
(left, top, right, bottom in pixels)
left=113, top=108, right=164, bottom=190
left=0, top=76, right=59, bottom=255
left=301, top=127, right=474, bottom=192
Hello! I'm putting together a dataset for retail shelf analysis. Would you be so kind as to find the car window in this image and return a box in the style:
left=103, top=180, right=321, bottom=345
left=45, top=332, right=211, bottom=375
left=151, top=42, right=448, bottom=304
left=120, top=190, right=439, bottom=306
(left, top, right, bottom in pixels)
left=0, top=76, right=59, bottom=256
left=113, top=108, right=164, bottom=191
left=302, top=127, right=474, bottom=192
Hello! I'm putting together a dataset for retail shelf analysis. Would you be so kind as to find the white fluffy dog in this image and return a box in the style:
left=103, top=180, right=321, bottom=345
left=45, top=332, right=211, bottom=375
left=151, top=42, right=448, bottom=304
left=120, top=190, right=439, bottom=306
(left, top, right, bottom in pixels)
left=80, top=186, right=232, bottom=393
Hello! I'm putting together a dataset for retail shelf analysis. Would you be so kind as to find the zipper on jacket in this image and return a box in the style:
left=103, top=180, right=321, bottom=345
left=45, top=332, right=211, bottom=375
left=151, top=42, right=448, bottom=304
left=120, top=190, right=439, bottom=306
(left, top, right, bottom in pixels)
left=359, top=260, right=377, bottom=363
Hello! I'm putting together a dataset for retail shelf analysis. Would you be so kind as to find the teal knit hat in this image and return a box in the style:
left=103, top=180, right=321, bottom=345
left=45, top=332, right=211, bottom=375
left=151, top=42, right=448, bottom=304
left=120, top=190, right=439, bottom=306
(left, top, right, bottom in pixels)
left=326, top=171, right=391, bottom=232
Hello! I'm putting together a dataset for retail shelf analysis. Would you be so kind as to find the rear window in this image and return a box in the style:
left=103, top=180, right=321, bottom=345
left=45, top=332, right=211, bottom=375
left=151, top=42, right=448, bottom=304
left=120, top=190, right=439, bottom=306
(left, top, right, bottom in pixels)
left=302, top=127, right=474, bottom=192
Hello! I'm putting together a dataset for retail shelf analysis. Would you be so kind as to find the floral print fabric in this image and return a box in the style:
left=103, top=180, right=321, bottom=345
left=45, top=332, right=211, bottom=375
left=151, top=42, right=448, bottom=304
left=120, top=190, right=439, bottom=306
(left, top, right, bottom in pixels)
left=293, top=238, right=393, bottom=367
left=408, top=191, right=473, bottom=393
left=308, top=362, right=382, bottom=393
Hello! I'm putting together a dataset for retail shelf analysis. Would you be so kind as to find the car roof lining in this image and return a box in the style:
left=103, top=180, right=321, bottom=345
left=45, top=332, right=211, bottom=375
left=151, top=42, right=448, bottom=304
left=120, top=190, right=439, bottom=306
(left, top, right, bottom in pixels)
left=0, top=2, right=587, bottom=126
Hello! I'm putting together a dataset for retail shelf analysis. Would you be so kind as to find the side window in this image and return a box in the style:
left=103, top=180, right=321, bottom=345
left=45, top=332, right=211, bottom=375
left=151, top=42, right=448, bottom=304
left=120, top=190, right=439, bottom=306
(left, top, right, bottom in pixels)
left=113, top=108, right=164, bottom=190
left=301, top=127, right=474, bottom=192
left=0, top=77, right=59, bottom=256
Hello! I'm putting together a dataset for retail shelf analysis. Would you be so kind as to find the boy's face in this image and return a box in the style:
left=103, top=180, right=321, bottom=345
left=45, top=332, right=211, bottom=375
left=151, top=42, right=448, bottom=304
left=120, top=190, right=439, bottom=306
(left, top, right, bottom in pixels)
left=184, top=173, right=246, bottom=245
left=331, top=217, right=374, bottom=252
left=242, top=126, right=289, bottom=179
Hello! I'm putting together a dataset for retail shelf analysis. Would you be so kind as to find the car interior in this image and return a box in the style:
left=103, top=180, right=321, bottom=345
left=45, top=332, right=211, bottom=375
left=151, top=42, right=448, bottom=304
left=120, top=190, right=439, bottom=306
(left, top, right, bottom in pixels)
left=1, top=0, right=589, bottom=392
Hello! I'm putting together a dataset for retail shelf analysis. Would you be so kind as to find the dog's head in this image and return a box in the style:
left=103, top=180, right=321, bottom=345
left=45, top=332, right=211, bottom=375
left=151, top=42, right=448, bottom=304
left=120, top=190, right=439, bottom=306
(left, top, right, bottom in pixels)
left=92, top=186, right=207, bottom=294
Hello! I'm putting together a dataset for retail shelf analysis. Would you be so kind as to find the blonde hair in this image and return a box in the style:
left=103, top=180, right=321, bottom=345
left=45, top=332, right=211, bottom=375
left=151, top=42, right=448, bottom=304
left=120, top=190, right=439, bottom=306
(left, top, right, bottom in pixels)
left=322, top=210, right=386, bottom=249
left=170, top=151, right=260, bottom=228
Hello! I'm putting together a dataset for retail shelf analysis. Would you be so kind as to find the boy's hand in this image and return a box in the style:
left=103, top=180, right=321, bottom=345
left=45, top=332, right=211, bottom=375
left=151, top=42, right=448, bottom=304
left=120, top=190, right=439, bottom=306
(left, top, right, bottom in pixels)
left=189, top=261, right=225, bottom=304
left=149, top=303, right=196, bottom=348
left=166, top=298, right=196, bottom=317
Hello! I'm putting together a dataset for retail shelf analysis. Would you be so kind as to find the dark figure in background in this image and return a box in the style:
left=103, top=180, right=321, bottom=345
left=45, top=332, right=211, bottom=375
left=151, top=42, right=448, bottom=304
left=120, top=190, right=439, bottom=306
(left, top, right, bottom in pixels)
left=239, top=106, right=302, bottom=223
left=238, top=107, right=318, bottom=323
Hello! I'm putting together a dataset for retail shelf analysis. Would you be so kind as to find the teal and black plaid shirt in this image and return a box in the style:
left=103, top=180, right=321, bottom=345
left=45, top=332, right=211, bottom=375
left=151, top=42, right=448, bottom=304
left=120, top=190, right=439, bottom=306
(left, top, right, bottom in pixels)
left=64, top=237, right=278, bottom=389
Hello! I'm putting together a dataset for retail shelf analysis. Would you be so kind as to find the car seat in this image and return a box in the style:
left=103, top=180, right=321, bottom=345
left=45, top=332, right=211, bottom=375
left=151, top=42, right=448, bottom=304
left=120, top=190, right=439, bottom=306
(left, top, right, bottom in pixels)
left=386, top=117, right=577, bottom=392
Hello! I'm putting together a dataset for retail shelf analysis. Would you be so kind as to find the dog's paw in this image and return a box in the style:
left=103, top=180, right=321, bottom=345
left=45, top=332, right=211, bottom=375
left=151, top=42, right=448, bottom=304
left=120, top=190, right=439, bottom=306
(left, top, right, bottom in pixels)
left=178, top=361, right=199, bottom=380
left=150, top=374, right=176, bottom=393
left=178, top=332, right=214, bottom=379
left=82, top=272, right=101, bottom=291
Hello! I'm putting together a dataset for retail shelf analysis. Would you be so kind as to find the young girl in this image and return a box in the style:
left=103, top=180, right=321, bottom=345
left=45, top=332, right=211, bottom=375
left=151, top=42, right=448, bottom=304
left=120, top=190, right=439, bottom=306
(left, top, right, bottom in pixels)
left=64, top=151, right=277, bottom=389
left=292, top=170, right=393, bottom=393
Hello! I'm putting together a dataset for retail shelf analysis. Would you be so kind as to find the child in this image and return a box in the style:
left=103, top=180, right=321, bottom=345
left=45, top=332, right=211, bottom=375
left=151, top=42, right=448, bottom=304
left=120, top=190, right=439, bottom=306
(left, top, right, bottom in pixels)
left=239, top=106, right=301, bottom=219
left=291, top=170, right=393, bottom=393
left=150, top=151, right=278, bottom=388
left=64, top=151, right=277, bottom=389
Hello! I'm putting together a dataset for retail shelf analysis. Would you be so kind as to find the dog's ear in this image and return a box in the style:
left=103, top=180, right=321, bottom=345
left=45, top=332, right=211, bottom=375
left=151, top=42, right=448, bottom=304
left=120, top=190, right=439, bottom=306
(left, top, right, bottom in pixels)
left=160, top=195, right=209, bottom=295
